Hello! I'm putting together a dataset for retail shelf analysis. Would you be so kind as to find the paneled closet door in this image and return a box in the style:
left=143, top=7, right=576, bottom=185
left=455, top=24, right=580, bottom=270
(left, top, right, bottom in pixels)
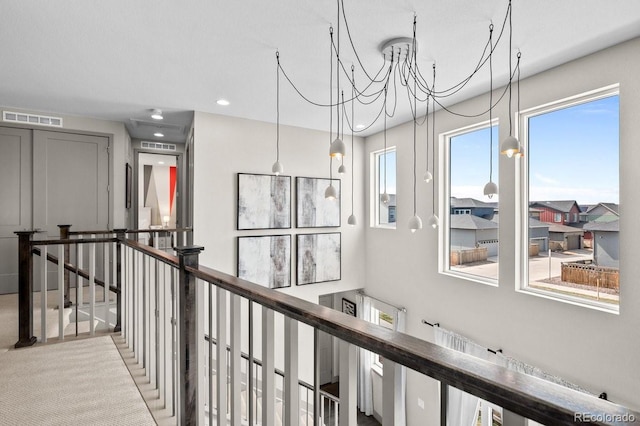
left=33, top=130, right=110, bottom=236
left=0, top=127, right=32, bottom=293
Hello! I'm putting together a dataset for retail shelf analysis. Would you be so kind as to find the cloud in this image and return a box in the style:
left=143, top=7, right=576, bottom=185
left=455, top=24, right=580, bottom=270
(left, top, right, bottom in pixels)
left=530, top=185, right=618, bottom=204
left=533, top=173, right=559, bottom=185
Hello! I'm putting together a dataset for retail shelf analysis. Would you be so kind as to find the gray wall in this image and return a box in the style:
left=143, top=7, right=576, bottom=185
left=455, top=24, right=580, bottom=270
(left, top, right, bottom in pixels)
left=594, top=231, right=620, bottom=268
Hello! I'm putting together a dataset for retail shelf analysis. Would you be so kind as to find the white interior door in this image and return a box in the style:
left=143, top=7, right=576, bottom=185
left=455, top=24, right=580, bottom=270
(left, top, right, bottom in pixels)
left=0, top=127, right=32, bottom=294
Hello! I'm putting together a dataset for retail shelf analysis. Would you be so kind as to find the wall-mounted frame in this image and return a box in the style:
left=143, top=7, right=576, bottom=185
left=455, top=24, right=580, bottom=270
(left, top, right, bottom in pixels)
left=237, top=173, right=291, bottom=230
left=296, top=177, right=341, bottom=228
left=238, top=234, right=291, bottom=289
left=342, top=298, right=356, bottom=317
left=296, top=232, right=341, bottom=285
left=125, top=163, right=132, bottom=209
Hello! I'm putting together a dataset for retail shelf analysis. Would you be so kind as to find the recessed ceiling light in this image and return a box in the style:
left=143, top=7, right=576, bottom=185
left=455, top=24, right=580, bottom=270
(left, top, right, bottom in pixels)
left=216, top=99, right=230, bottom=106
left=355, top=124, right=365, bottom=130
left=151, top=109, right=163, bottom=120
left=158, top=161, right=165, bottom=165
left=154, top=132, right=164, bottom=138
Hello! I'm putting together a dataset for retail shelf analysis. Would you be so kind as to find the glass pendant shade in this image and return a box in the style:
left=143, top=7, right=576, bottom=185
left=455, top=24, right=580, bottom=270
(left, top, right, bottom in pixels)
left=348, top=214, right=357, bottom=226
left=325, top=184, right=337, bottom=200
left=329, top=137, right=346, bottom=158
left=427, top=214, right=439, bottom=229
left=338, top=164, right=346, bottom=174
left=272, top=160, right=283, bottom=176
left=408, top=214, right=423, bottom=233
left=423, top=170, right=433, bottom=183
left=500, top=135, right=521, bottom=158
left=381, top=192, right=390, bottom=204
left=483, top=181, right=498, bottom=198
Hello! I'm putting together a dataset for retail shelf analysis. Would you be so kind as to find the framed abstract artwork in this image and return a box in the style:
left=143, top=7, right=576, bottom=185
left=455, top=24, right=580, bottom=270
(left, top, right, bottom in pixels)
left=237, top=235, right=291, bottom=289
left=342, top=298, right=356, bottom=317
left=237, top=173, right=291, bottom=230
left=296, top=232, right=341, bottom=285
left=296, top=177, right=341, bottom=228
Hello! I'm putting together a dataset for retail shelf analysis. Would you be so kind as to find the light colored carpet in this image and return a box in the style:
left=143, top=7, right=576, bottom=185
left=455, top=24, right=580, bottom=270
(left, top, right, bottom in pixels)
left=0, top=336, right=156, bottom=425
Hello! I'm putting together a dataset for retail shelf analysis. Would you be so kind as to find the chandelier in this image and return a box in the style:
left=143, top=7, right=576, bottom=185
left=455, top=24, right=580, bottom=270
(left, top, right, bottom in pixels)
left=273, top=0, right=521, bottom=232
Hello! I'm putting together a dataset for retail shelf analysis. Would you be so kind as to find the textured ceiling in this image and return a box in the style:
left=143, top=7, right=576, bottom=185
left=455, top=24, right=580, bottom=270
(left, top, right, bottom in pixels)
left=1, top=1, right=640, bottom=142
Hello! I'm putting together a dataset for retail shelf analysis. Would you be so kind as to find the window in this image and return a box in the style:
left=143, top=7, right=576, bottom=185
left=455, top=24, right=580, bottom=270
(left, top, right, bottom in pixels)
left=518, top=86, right=619, bottom=311
left=372, top=147, right=396, bottom=228
left=370, top=306, right=394, bottom=371
left=564, top=213, right=570, bottom=222
left=441, top=122, right=499, bottom=285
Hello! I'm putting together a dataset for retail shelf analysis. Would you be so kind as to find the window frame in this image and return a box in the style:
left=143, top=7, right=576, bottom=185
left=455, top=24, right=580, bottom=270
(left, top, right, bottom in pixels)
left=371, top=146, right=397, bottom=229
left=439, top=119, right=499, bottom=287
left=515, top=84, right=620, bottom=314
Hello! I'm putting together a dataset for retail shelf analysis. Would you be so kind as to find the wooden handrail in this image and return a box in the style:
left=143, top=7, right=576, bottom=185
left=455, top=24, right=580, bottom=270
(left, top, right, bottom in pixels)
left=30, top=237, right=117, bottom=246
left=31, top=247, right=120, bottom=295
left=123, top=239, right=640, bottom=425
left=68, top=227, right=192, bottom=236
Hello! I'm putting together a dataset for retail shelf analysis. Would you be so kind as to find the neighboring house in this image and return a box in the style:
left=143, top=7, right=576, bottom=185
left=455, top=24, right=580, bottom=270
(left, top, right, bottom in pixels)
left=529, top=218, right=550, bottom=253
left=530, top=200, right=581, bottom=225
left=450, top=214, right=498, bottom=256
left=548, top=223, right=585, bottom=251
left=450, top=197, right=496, bottom=220
left=582, top=202, right=619, bottom=223
left=583, top=220, right=619, bottom=268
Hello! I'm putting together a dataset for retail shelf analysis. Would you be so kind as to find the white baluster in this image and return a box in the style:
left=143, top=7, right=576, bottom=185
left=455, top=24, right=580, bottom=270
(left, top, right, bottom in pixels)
left=262, top=307, right=275, bottom=426
left=285, top=317, right=299, bottom=426
left=103, top=239, right=110, bottom=330
left=77, top=237, right=83, bottom=307
left=217, top=287, right=228, bottom=425
left=89, top=236, right=96, bottom=336
left=382, top=357, right=403, bottom=426
left=58, top=244, right=65, bottom=340
left=230, top=294, right=242, bottom=426
left=40, top=246, right=47, bottom=343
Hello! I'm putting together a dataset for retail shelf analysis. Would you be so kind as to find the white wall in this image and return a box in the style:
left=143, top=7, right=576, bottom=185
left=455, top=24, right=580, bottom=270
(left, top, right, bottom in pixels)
left=364, top=37, right=640, bottom=424
left=192, top=112, right=366, bottom=383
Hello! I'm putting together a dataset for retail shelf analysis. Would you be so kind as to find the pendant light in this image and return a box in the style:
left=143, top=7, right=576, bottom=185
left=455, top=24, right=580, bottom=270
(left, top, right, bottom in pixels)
left=348, top=66, right=357, bottom=226
left=409, top=24, right=422, bottom=233
left=338, top=91, right=347, bottom=174
left=380, top=83, right=390, bottom=205
left=483, top=25, right=498, bottom=199
left=428, top=63, right=439, bottom=229
left=272, top=52, right=284, bottom=175
left=500, top=0, right=521, bottom=159
left=423, top=93, right=433, bottom=184
left=329, top=9, right=345, bottom=160
left=325, top=26, right=337, bottom=200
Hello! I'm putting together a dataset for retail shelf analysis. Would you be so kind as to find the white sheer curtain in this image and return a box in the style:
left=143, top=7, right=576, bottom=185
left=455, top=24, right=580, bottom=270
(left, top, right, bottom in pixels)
left=434, top=327, right=491, bottom=426
left=357, top=293, right=373, bottom=415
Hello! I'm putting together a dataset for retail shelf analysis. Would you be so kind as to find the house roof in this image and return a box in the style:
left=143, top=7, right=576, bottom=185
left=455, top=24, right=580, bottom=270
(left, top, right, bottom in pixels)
left=451, top=197, right=495, bottom=209
left=586, top=202, right=619, bottom=215
left=529, top=218, right=550, bottom=229
left=547, top=223, right=585, bottom=234
left=530, top=200, right=579, bottom=213
left=583, top=219, right=619, bottom=232
left=450, top=214, right=498, bottom=230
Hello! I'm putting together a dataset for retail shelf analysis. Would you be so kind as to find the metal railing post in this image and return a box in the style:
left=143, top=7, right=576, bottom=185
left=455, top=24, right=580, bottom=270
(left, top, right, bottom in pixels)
left=58, top=225, right=72, bottom=308
left=175, top=245, right=204, bottom=425
left=15, top=231, right=37, bottom=348
left=114, top=229, right=127, bottom=332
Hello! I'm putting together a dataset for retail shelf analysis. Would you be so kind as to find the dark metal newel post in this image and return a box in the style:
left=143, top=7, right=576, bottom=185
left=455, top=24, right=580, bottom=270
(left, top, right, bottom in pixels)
left=15, top=231, right=38, bottom=348
left=114, top=228, right=127, bottom=333
left=58, top=225, right=72, bottom=308
left=175, top=245, right=204, bottom=425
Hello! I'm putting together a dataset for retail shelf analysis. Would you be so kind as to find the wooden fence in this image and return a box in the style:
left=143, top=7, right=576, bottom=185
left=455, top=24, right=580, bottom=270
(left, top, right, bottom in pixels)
left=451, top=247, right=488, bottom=266
left=561, top=262, right=619, bottom=290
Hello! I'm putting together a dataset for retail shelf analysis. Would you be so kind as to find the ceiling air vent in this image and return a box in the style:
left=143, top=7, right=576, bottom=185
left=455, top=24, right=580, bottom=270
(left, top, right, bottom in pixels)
left=141, top=141, right=177, bottom=151
left=3, top=111, right=63, bottom=128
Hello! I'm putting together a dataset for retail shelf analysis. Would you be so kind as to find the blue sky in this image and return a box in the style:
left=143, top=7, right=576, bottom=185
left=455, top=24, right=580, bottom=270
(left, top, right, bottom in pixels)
left=379, top=150, right=397, bottom=194
left=450, top=95, right=619, bottom=205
